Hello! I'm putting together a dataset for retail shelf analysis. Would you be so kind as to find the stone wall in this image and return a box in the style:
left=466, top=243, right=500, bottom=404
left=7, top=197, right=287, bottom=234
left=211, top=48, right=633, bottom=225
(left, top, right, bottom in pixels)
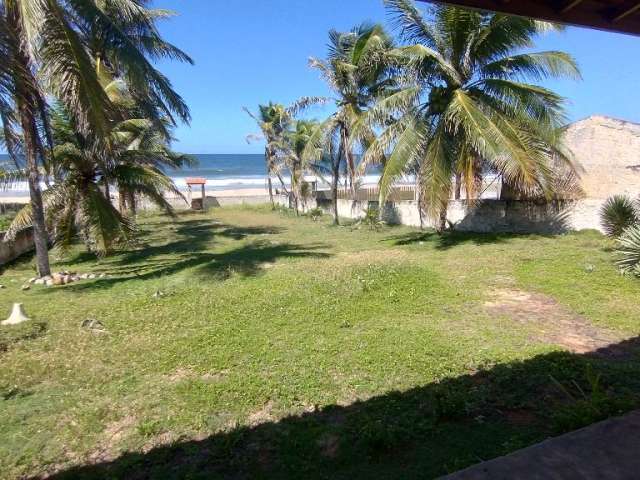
left=204, top=195, right=272, bottom=208
left=0, top=228, right=35, bottom=266
left=314, top=197, right=605, bottom=234
left=302, top=115, right=640, bottom=233
left=565, top=116, right=640, bottom=199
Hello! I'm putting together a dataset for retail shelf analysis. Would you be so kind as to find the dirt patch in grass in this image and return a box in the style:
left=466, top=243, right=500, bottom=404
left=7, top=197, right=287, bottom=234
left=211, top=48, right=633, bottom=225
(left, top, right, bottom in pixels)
left=247, top=400, right=274, bottom=426
left=485, top=288, right=621, bottom=353
left=84, top=415, right=137, bottom=465
left=165, top=367, right=196, bottom=383
left=337, top=249, right=408, bottom=265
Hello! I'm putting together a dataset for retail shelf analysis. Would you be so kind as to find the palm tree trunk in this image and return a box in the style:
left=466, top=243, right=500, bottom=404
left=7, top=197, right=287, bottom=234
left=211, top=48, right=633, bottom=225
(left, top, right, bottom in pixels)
left=292, top=165, right=301, bottom=216
left=17, top=102, right=51, bottom=277
left=331, top=157, right=340, bottom=225
left=341, top=125, right=356, bottom=194
left=103, top=177, right=110, bottom=203
left=127, top=190, right=137, bottom=216
left=454, top=173, right=462, bottom=200
left=267, top=176, right=274, bottom=208
left=417, top=185, right=425, bottom=230
left=118, top=186, right=127, bottom=213
left=265, top=148, right=274, bottom=208
left=436, top=203, right=448, bottom=234
left=9, top=21, right=51, bottom=277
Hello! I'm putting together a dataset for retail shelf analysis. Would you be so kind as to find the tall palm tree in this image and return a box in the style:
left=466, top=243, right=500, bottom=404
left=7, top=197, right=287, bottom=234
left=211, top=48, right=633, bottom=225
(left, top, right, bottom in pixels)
left=304, top=23, right=396, bottom=224
left=244, top=102, right=291, bottom=207
left=363, top=0, right=581, bottom=231
left=244, top=97, right=324, bottom=207
left=0, top=0, right=191, bottom=274
left=280, top=119, right=319, bottom=215
left=5, top=106, right=187, bottom=255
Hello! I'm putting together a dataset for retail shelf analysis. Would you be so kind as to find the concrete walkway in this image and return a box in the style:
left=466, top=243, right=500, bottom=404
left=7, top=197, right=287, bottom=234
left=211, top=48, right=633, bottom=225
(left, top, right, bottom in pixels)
left=441, top=410, right=640, bottom=479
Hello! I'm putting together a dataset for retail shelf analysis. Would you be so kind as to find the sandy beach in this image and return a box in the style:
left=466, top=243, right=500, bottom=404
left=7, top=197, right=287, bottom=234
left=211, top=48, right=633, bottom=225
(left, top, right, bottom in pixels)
left=0, top=187, right=271, bottom=205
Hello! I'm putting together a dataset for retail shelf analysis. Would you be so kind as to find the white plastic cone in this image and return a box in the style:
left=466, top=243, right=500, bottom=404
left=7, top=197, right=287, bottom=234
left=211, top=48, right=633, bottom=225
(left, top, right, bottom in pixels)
left=2, top=303, right=31, bottom=325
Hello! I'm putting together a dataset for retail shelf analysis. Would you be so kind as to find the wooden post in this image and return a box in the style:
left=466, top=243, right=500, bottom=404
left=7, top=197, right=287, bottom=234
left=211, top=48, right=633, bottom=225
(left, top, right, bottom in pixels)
left=201, top=184, right=205, bottom=209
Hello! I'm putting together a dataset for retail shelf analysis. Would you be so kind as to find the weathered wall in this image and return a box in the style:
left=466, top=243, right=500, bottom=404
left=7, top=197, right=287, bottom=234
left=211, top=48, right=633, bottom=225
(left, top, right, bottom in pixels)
left=565, top=116, right=640, bottom=199
left=315, top=198, right=605, bottom=234
left=204, top=195, right=272, bottom=208
left=303, top=116, right=640, bottom=233
left=123, top=193, right=273, bottom=211
left=0, top=228, right=35, bottom=266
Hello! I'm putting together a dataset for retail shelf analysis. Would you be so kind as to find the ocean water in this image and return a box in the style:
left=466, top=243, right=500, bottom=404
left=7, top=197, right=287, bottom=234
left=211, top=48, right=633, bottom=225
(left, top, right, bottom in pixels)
left=172, top=153, right=270, bottom=190
left=0, top=153, right=384, bottom=193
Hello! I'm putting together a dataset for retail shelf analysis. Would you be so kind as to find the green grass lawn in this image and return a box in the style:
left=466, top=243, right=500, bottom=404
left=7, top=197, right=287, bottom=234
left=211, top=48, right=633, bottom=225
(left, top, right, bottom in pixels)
left=1, top=206, right=639, bottom=479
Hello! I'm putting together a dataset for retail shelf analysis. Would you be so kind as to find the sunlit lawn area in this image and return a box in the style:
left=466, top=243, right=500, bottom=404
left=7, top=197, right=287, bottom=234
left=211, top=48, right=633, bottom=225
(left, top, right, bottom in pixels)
left=1, top=206, right=640, bottom=479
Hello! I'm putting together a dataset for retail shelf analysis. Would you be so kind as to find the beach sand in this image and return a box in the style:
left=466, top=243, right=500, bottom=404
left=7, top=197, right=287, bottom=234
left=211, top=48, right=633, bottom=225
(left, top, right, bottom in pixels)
left=0, top=187, right=271, bottom=205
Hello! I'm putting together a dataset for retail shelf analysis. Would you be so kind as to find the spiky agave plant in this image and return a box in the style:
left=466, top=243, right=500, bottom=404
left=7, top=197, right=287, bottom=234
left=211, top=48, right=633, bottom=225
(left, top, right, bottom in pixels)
left=615, top=225, right=640, bottom=277
left=600, top=194, right=639, bottom=238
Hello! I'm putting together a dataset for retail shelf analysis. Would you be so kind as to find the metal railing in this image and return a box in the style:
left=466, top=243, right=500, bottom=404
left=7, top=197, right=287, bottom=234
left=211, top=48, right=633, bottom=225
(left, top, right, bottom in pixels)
left=316, top=185, right=416, bottom=202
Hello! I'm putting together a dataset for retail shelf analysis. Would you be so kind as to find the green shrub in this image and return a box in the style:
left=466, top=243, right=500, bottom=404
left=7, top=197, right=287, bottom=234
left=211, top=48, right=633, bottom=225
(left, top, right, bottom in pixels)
left=306, top=207, right=324, bottom=221
left=0, top=213, right=16, bottom=231
left=354, top=205, right=385, bottom=230
left=550, top=366, right=636, bottom=433
left=616, top=225, right=640, bottom=276
left=600, top=195, right=639, bottom=237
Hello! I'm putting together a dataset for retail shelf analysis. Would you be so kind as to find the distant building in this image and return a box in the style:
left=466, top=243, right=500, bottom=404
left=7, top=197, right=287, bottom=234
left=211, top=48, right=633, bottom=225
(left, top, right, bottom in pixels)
left=564, top=116, right=640, bottom=199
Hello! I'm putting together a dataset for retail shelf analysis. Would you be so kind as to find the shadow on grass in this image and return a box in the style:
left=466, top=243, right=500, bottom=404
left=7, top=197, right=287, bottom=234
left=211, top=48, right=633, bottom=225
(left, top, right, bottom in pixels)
left=55, top=218, right=329, bottom=291
left=0, top=321, right=47, bottom=354
left=45, top=337, right=640, bottom=480
left=386, top=230, right=548, bottom=250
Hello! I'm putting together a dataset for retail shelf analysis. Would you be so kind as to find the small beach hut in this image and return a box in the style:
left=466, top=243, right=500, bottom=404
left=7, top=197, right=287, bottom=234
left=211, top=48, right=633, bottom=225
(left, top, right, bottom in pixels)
left=185, top=177, right=207, bottom=210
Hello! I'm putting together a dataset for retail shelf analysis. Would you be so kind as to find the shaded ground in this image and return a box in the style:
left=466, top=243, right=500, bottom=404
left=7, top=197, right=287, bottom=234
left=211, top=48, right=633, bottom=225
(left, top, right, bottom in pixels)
left=442, top=410, right=640, bottom=480
left=0, top=206, right=639, bottom=479
left=43, top=337, right=640, bottom=480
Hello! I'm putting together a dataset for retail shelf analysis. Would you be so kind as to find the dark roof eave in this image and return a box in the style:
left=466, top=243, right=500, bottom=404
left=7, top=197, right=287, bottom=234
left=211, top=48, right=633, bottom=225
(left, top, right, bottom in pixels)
left=417, top=0, right=640, bottom=37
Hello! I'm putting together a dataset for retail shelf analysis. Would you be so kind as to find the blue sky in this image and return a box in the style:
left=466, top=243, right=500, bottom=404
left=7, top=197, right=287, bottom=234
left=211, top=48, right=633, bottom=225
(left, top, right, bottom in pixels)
left=157, top=1, right=638, bottom=153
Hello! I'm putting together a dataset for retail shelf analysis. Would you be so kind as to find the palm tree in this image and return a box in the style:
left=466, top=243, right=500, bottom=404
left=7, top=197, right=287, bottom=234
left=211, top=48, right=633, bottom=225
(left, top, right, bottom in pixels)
left=362, top=0, right=581, bottom=231
left=304, top=23, right=396, bottom=224
left=6, top=106, right=187, bottom=255
left=0, top=0, right=191, bottom=274
left=244, top=102, right=291, bottom=207
left=244, top=97, right=325, bottom=207
left=281, top=119, right=319, bottom=215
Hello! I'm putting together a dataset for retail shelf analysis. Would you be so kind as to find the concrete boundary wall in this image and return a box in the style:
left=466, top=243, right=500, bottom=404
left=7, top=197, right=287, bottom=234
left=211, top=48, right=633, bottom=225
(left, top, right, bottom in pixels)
left=0, top=228, right=35, bottom=266
left=297, top=195, right=606, bottom=234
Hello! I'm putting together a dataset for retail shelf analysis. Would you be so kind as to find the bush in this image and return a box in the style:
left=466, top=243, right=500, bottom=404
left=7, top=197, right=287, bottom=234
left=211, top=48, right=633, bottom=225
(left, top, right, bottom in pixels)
left=600, top=195, right=639, bottom=237
left=616, top=225, right=640, bottom=276
left=306, top=207, right=324, bottom=221
left=354, top=205, right=385, bottom=231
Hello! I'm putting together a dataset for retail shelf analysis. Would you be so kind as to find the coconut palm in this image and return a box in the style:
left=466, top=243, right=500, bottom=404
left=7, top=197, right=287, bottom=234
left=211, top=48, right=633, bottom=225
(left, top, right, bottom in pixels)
left=244, top=97, right=325, bottom=207
left=280, top=119, right=319, bottom=215
left=361, top=0, right=581, bottom=231
left=0, top=0, right=191, bottom=274
left=5, top=106, right=187, bottom=255
left=244, top=102, right=291, bottom=207
left=304, top=23, right=396, bottom=224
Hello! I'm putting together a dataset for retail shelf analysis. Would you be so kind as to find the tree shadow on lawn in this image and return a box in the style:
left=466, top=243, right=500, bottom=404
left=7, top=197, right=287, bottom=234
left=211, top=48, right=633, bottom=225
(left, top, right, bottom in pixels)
left=44, top=337, right=640, bottom=480
left=58, top=241, right=330, bottom=291
left=63, top=218, right=285, bottom=267
left=51, top=218, right=328, bottom=290
left=386, top=230, right=553, bottom=250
